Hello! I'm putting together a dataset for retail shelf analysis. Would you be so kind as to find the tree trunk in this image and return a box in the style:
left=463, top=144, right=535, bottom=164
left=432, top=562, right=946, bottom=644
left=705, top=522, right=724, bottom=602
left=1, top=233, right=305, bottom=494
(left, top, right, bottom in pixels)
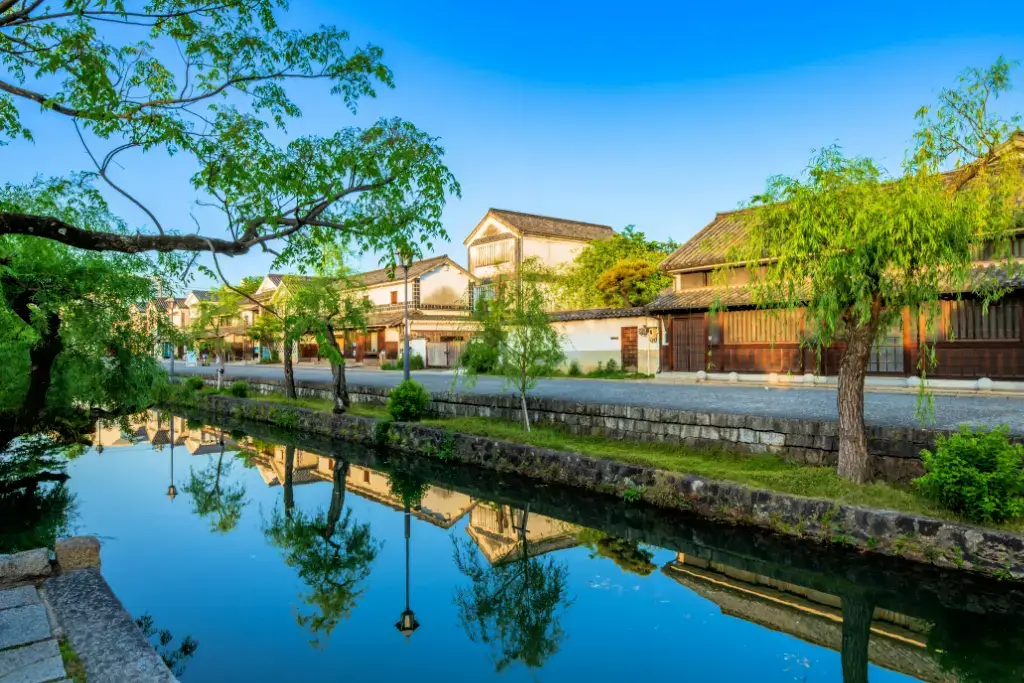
left=325, top=324, right=349, bottom=414
left=324, top=459, right=350, bottom=539
left=840, top=594, right=874, bottom=683
left=836, top=309, right=880, bottom=484
left=520, top=392, right=531, bottom=432
left=283, top=342, right=297, bottom=399
left=217, top=345, right=225, bottom=389
left=283, top=445, right=295, bottom=519
left=20, top=311, right=63, bottom=427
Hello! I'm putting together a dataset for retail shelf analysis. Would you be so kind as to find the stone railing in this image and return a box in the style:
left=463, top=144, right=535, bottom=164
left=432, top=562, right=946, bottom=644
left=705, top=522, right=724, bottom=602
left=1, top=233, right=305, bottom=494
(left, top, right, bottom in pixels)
left=196, top=375, right=955, bottom=482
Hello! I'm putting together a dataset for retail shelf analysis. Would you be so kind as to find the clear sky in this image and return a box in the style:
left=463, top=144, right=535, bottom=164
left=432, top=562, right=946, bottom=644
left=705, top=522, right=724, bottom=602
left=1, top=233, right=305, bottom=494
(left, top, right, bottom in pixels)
left=5, top=1, right=1024, bottom=290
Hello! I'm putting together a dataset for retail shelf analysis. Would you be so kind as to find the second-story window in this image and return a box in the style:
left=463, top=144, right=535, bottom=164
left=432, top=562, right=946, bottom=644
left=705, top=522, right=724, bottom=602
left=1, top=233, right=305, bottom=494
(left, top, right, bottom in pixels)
left=390, top=291, right=398, bottom=304
left=472, top=240, right=512, bottom=268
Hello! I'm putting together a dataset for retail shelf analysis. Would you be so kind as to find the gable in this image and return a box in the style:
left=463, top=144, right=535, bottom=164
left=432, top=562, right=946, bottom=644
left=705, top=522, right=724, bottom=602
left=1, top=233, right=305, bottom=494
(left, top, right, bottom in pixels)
left=464, top=215, right=520, bottom=246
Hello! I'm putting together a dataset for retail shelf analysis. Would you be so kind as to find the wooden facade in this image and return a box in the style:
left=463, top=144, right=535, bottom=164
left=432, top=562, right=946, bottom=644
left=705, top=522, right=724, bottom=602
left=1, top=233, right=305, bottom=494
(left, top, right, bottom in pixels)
left=658, top=295, right=1024, bottom=380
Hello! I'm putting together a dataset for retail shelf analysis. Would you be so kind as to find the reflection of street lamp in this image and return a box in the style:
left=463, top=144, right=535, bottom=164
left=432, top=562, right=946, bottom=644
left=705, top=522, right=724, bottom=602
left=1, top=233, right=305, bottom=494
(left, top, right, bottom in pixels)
left=395, top=505, right=419, bottom=637
left=396, top=250, right=411, bottom=381
left=167, top=413, right=177, bottom=501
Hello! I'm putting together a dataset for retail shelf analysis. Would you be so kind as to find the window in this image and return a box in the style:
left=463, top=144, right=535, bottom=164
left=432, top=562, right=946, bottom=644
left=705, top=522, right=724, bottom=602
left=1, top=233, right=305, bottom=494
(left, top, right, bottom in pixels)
left=390, top=291, right=398, bottom=304
left=722, top=309, right=803, bottom=344
left=472, top=240, right=513, bottom=268
left=937, top=299, right=1020, bottom=342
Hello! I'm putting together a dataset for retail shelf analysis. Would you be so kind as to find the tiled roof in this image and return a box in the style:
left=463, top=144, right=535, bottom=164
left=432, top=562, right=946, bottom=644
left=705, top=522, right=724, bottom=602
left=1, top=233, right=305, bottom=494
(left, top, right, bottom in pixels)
left=173, top=297, right=187, bottom=307
left=659, top=210, right=751, bottom=272
left=486, top=209, right=615, bottom=242
left=190, top=290, right=214, bottom=302
left=549, top=306, right=651, bottom=322
left=648, top=286, right=757, bottom=311
left=266, top=274, right=284, bottom=287
left=354, top=255, right=466, bottom=288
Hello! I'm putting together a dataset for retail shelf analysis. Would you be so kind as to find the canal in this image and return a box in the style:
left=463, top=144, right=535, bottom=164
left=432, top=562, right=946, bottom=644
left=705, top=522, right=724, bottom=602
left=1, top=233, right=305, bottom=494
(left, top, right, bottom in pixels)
left=12, top=410, right=1024, bottom=681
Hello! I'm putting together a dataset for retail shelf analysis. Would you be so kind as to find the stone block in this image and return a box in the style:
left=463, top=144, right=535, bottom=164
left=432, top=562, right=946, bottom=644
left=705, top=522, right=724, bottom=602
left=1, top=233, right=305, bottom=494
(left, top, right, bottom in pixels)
left=0, top=586, right=40, bottom=611
left=699, top=426, right=720, bottom=440
left=759, top=431, right=786, bottom=447
left=0, top=604, right=51, bottom=649
left=0, top=638, right=65, bottom=683
left=738, top=428, right=757, bottom=444
left=0, top=549, right=50, bottom=584
left=54, top=537, right=101, bottom=572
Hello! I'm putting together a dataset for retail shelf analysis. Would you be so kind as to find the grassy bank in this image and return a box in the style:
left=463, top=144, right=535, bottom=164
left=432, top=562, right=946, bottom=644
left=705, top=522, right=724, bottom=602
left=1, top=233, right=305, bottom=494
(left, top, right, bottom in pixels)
left=181, top=387, right=1022, bottom=531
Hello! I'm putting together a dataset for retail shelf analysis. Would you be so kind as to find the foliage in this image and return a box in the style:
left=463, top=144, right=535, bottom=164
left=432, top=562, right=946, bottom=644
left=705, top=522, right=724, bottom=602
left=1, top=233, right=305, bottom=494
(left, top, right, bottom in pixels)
left=452, top=513, right=572, bottom=672
left=461, top=338, right=500, bottom=374
left=381, top=353, right=425, bottom=371
left=387, top=379, right=431, bottom=422
left=460, top=261, right=565, bottom=431
left=182, top=446, right=247, bottom=533
left=184, top=377, right=205, bottom=392
left=915, top=425, right=1024, bottom=523
left=384, top=457, right=430, bottom=508
left=372, top=417, right=394, bottom=447
left=555, top=226, right=676, bottom=310
left=135, top=614, right=198, bottom=679
left=0, top=435, right=77, bottom=553
left=264, top=460, right=381, bottom=646
left=567, top=360, right=582, bottom=377
left=594, top=258, right=663, bottom=307
left=0, top=191, right=163, bottom=443
left=228, top=381, right=249, bottom=398
left=0, top=2, right=460, bottom=269
left=927, top=609, right=1024, bottom=683
left=577, top=530, right=656, bottom=576
left=722, top=59, right=1024, bottom=483
left=604, top=358, right=619, bottom=373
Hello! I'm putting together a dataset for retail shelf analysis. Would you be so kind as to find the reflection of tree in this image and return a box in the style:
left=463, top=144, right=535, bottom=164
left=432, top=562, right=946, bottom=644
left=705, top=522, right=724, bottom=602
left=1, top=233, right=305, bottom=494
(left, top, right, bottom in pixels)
left=182, top=435, right=246, bottom=533
left=927, top=609, right=1024, bottom=683
left=839, top=593, right=873, bottom=683
left=264, top=458, right=381, bottom=646
left=384, top=457, right=429, bottom=509
left=453, top=505, right=572, bottom=672
left=135, top=614, right=198, bottom=678
left=577, top=529, right=655, bottom=577
left=0, top=435, right=77, bottom=553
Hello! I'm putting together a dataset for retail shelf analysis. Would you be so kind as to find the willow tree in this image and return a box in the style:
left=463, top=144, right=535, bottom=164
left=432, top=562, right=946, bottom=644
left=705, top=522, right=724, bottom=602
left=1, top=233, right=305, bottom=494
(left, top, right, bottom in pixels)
left=726, top=58, right=1023, bottom=483
left=0, top=1, right=459, bottom=275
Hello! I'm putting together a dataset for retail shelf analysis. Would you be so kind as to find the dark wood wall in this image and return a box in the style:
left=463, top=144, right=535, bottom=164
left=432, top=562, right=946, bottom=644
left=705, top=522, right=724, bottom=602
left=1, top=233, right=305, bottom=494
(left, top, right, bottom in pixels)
left=660, top=294, right=1024, bottom=379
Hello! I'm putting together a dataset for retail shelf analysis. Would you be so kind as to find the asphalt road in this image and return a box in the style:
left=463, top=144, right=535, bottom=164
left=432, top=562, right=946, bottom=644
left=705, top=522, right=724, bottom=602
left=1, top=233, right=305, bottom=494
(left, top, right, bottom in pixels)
left=164, top=361, right=1024, bottom=433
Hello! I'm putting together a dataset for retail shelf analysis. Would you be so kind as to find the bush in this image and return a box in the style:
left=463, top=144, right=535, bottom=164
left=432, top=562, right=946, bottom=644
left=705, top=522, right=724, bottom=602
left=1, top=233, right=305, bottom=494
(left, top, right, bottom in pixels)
left=184, top=376, right=205, bottom=392
left=605, top=358, right=618, bottom=373
left=227, top=381, right=248, bottom=398
left=386, top=379, right=431, bottom=422
left=151, top=376, right=172, bottom=403
left=383, top=353, right=425, bottom=371
left=567, top=360, right=582, bottom=377
left=915, top=425, right=1024, bottom=523
left=461, top=339, right=499, bottom=374
left=410, top=353, right=425, bottom=371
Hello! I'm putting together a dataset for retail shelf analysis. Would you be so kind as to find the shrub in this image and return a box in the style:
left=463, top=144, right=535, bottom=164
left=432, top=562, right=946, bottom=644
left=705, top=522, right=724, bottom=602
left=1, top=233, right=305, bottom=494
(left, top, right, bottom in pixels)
left=227, top=381, right=248, bottom=398
left=151, top=376, right=172, bottom=403
left=461, top=339, right=499, bottom=374
left=386, top=379, right=431, bottom=422
left=567, top=360, right=582, bottom=377
left=915, top=425, right=1024, bottom=523
left=605, top=358, right=618, bottom=373
left=410, top=353, right=425, bottom=371
left=184, top=376, right=205, bottom=392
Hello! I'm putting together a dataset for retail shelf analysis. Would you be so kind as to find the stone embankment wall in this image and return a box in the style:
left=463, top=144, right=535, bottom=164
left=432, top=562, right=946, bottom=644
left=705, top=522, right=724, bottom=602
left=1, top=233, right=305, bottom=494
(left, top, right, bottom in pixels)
left=188, top=393, right=1024, bottom=580
left=213, top=375, right=945, bottom=482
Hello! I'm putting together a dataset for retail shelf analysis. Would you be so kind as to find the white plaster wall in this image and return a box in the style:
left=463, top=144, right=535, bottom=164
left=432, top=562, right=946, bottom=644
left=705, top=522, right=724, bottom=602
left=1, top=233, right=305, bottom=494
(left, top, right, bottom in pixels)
left=384, top=327, right=400, bottom=343
left=420, top=266, right=471, bottom=305
left=364, top=280, right=409, bottom=306
left=522, top=236, right=584, bottom=270
left=554, top=316, right=660, bottom=372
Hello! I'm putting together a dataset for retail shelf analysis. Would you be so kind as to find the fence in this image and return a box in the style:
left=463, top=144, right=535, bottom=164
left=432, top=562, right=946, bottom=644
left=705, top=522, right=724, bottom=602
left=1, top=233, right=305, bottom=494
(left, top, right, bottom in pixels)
left=426, top=341, right=465, bottom=368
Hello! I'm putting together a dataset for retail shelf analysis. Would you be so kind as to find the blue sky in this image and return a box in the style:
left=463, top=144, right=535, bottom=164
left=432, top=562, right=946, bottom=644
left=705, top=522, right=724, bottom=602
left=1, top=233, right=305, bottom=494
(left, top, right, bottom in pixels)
left=5, top=1, right=1024, bottom=289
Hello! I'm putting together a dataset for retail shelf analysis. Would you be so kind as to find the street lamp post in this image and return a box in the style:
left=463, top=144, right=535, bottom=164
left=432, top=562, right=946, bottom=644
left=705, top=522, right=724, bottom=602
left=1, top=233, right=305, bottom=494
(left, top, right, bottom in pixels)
left=395, top=504, right=419, bottom=638
left=167, top=413, right=177, bottom=501
left=396, top=251, right=411, bottom=381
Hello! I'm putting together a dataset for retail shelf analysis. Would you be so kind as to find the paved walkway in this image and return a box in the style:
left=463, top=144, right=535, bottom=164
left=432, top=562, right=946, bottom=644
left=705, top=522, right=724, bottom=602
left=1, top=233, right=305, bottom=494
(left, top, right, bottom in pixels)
left=165, top=361, right=1024, bottom=433
left=0, top=585, right=68, bottom=683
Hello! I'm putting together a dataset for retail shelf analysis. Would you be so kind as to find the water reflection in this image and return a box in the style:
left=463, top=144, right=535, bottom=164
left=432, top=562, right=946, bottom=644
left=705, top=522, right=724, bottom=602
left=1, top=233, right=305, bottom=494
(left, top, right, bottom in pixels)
left=42, top=409, right=1024, bottom=680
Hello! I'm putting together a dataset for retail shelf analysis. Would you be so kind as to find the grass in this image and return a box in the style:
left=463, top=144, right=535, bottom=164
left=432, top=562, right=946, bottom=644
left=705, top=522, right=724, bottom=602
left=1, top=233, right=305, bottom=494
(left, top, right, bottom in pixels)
left=59, top=639, right=86, bottom=683
left=193, top=390, right=1024, bottom=531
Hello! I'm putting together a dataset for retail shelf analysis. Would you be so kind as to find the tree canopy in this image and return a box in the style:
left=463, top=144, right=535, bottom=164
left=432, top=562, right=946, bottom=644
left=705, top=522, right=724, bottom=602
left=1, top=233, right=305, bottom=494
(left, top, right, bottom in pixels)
left=555, top=226, right=676, bottom=309
left=723, top=58, right=1024, bottom=482
left=594, top=258, right=661, bottom=308
left=0, top=0, right=459, bottom=272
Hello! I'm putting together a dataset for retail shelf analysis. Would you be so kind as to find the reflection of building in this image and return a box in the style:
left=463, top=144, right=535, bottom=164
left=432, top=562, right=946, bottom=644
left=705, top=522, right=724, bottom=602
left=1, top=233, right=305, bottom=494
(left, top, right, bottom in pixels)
left=247, top=444, right=475, bottom=528
left=144, top=414, right=186, bottom=448
left=92, top=423, right=145, bottom=449
left=662, top=553, right=954, bottom=683
left=466, top=504, right=580, bottom=565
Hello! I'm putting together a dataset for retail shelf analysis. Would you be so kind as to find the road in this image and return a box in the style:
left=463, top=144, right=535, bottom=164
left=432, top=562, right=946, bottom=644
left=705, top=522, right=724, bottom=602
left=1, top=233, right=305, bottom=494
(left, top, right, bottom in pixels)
left=164, top=361, right=1024, bottom=433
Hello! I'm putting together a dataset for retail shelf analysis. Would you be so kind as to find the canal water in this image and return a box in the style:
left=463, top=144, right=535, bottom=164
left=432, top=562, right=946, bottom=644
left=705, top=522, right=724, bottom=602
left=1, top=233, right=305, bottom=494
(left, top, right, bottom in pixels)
left=11, top=411, right=1024, bottom=682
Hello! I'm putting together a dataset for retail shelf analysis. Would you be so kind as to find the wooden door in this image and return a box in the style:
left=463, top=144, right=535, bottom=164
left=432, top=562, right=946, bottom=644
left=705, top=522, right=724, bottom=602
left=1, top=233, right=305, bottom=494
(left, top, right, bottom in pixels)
left=672, top=315, right=706, bottom=372
left=621, top=327, right=638, bottom=372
